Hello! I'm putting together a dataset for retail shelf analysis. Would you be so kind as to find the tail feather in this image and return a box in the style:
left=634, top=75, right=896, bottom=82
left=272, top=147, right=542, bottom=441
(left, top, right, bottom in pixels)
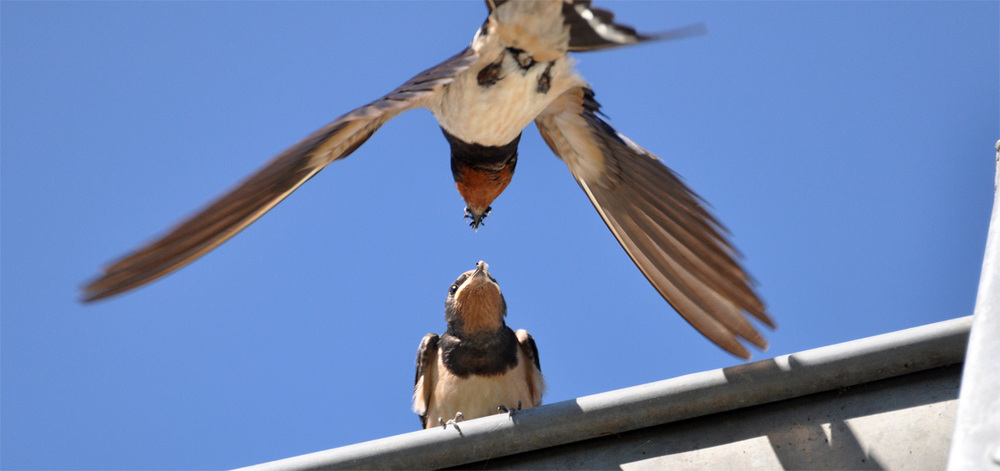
left=485, top=0, right=705, bottom=52
left=563, top=0, right=706, bottom=52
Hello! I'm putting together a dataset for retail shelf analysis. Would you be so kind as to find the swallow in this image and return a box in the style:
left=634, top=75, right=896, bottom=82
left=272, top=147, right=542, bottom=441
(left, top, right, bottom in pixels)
left=413, top=261, right=543, bottom=429
left=82, top=0, right=775, bottom=358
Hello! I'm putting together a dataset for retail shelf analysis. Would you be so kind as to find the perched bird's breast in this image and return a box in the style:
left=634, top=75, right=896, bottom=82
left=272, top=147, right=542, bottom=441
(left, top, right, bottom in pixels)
left=426, top=344, right=535, bottom=423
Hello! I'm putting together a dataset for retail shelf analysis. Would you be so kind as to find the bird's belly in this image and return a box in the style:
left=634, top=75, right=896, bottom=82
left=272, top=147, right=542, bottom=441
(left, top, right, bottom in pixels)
left=431, top=55, right=578, bottom=147
left=427, top=365, right=533, bottom=424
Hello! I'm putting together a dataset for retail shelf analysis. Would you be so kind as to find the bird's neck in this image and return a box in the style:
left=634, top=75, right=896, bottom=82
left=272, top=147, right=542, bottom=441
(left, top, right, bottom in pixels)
left=446, top=308, right=506, bottom=338
left=444, top=128, right=519, bottom=217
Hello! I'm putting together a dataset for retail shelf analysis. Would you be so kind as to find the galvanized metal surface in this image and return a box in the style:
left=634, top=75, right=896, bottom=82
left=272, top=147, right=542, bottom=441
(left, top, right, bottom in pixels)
left=471, top=364, right=961, bottom=470
left=237, top=316, right=971, bottom=471
left=948, top=141, right=1000, bottom=471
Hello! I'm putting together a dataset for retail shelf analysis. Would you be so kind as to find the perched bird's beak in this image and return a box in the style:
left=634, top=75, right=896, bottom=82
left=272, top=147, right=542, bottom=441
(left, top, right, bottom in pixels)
left=473, top=260, right=489, bottom=278
left=453, top=260, right=500, bottom=309
left=464, top=260, right=492, bottom=289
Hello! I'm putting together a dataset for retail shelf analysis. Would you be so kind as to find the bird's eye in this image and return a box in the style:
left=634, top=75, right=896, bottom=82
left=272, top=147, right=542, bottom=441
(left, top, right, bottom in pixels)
left=449, top=284, right=459, bottom=294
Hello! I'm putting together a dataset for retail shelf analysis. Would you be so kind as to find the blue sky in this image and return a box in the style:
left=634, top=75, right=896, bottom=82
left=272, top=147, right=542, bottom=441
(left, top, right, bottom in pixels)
left=2, top=1, right=997, bottom=469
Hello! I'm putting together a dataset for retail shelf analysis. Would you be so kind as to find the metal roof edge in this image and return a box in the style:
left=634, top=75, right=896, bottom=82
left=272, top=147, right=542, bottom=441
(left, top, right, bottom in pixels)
left=237, top=315, right=971, bottom=471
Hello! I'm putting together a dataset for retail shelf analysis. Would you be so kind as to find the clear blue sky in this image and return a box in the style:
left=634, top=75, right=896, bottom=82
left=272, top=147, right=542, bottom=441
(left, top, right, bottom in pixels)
left=2, top=1, right=997, bottom=469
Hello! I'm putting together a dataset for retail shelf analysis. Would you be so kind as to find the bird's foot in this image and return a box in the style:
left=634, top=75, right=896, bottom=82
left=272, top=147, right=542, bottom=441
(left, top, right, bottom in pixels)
left=439, top=412, right=464, bottom=430
left=464, top=206, right=491, bottom=230
left=498, top=400, right=523, bottom=418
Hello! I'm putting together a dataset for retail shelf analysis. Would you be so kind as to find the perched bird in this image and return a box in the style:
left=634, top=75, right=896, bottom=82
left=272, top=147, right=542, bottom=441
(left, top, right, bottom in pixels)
left=413, top=261, right=543, bottom=429
left=82, top=0, right=774, bottom=358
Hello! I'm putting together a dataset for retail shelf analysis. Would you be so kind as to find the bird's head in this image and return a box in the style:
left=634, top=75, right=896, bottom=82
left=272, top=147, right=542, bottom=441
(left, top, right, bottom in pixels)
left=442, top=128, right=520, bottom=230
left=445, top=261, right=507, bottom=333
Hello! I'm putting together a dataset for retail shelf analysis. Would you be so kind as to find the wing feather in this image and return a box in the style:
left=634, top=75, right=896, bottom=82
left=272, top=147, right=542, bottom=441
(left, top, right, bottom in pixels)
left=413, top=333, right=440, bottom=429
left=515, top=329, right=544, bottom=407
left=81, top=48, right=478, bottom=302
left=535, top=86, right=774, bottom=359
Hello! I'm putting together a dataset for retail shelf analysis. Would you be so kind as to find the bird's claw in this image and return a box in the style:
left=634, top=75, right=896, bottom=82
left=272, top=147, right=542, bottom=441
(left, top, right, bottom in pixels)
left=439, top=412, right=464, bottom=430
left=498, top=400, right=523, bottom=418
left=464, top=206, right=492, bottom=230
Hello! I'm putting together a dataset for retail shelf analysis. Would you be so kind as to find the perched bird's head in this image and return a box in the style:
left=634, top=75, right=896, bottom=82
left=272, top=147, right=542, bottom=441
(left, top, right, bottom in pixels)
left=445, top=261, right=507, bottom=333
left=442, top=128, right=520, bottom=230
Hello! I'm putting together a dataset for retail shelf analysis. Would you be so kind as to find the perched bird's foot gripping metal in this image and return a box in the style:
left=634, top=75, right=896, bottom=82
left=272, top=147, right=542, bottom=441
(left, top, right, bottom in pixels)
left=439, top=412, right=464, bottom=430
left=498, top=400, right=523, bottom=418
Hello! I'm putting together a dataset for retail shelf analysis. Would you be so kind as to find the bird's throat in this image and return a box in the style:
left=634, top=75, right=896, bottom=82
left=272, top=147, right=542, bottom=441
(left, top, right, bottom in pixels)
left=443, top=128, right=519, bottom=218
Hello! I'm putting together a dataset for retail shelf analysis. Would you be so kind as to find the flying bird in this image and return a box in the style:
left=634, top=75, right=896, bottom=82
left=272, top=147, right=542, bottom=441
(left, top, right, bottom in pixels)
left=82, top=0, right=774, bottom=358
left=413, top=261, right=543, bottom=429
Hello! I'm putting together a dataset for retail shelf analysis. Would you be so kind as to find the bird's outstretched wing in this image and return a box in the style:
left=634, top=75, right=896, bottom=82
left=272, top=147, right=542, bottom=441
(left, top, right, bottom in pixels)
left=81, top=48, right=479, bottom=303
left=535, top=86, right=774, bottom=359
left=413, top=333, right=440, bottom=429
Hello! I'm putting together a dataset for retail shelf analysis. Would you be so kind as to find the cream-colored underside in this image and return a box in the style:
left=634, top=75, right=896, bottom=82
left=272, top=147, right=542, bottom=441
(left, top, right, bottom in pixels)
left=429, top=0, right=585, bottom=147
left=416, top=349, right=538, bottom=425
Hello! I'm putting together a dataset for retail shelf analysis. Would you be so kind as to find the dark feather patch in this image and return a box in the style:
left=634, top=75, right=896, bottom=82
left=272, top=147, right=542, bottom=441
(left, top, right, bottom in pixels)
left=439, top=328, right=519, bottom=377
left=519, top=332, right=541, bottom=372
left=477, top=59, right=504, bottom=87
left=537, top=63, right=554, bottom=94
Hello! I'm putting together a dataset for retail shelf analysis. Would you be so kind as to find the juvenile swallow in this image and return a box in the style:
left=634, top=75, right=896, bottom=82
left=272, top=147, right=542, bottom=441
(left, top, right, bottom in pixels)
left=82, top=0, right=774, bottom=358
left=413, top=261, right=543, bottom=429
